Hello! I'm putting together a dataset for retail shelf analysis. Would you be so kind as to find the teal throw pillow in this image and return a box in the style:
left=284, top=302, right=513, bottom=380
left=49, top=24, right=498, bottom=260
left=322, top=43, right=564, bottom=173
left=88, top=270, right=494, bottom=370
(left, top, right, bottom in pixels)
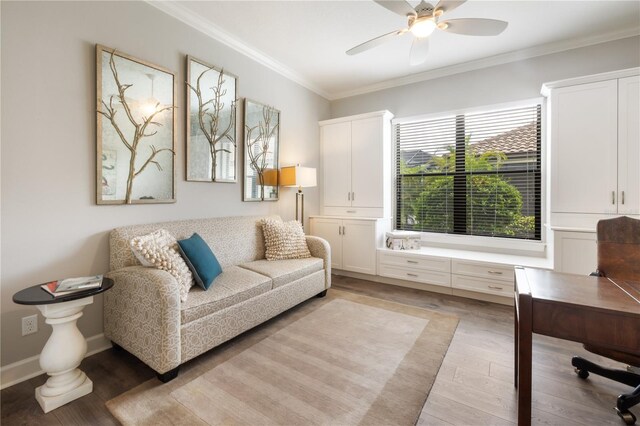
left=177, top=233, right=222, bottom=290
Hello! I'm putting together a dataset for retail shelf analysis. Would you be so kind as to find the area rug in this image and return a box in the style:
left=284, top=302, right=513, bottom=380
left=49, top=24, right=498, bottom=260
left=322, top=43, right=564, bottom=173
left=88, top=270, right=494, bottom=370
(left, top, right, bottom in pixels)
left=106, top=289, right=458, bottom=425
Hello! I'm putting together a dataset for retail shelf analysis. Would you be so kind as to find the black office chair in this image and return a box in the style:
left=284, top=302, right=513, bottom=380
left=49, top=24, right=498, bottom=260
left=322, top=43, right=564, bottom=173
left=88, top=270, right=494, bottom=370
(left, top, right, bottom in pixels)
left=571, top=216, right=640, bottom=425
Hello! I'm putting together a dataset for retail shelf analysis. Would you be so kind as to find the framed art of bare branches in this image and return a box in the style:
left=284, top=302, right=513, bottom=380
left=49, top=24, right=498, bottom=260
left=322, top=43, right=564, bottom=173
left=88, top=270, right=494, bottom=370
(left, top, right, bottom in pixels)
left=186, top=56, right=238, bottom=183
left=243, top=99, right=280, bottom=202
left=96, top=45, right=176, bottom=205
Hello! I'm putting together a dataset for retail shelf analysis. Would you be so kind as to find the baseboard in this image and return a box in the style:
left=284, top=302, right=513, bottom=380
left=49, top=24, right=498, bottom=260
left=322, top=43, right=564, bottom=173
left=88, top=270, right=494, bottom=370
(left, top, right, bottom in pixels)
left=0, top=333, right=112, bottom=390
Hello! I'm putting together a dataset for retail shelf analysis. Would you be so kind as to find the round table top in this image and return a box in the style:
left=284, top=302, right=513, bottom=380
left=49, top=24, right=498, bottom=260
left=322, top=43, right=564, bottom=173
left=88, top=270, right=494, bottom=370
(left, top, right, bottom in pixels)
left=13, top=277, right=114, bottom=305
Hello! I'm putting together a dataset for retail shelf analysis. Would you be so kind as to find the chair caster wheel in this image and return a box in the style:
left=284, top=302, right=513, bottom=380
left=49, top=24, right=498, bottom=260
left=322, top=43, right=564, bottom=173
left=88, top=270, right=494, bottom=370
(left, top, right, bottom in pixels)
left=616, top=408, right=637, bottom=425
left=575, top=368, right=589, bottom=379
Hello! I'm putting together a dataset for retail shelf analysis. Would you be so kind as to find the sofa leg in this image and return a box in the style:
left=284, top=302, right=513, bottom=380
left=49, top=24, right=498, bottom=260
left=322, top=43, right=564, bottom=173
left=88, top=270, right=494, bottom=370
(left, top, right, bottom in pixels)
left=157, top=366, right=180, bottom=383
left=316, top=290, right=327, bottom=298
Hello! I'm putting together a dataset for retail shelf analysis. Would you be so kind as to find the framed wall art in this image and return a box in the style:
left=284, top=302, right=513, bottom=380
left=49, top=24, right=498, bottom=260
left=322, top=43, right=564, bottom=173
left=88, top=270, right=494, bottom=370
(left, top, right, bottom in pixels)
left=243, top=99, right=280, bottom=202
left=186, top=56, right=238, bottom=182
left=96, top=45, right=176, bottom=204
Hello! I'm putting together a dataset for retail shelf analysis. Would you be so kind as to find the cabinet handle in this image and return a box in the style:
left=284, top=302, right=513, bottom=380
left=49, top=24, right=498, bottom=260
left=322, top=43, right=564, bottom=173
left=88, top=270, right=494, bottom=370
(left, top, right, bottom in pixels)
left=352, top=192, right=355, bottom=201
left=342, top=226, right=346, bottom=236
left=338, top=226, right=341, bottom=235
left=488, top=285, right=504, bottom=290
left=622, top=191, right=625, bottom=205
left=347, top=192, right=351, bottom=201
left=488, top=270, right=503, bottom=275
left=612, top=191, right=616, bottom=205
left=407, top=273, right=419, bottom=278
left=407, top=260, right=419, bottom=264
left=346, top=210, right=356, bottom=213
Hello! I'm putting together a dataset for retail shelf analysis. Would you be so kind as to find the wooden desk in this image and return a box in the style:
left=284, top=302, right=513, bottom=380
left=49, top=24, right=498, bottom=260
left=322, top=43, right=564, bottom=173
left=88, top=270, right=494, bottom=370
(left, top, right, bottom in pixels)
left=514, top=267, right=640, bottom=425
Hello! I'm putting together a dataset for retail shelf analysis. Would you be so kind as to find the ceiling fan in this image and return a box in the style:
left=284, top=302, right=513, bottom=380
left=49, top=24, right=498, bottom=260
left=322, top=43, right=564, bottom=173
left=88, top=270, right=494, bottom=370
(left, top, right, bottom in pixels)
left=347, top=0, right=508, bottom=65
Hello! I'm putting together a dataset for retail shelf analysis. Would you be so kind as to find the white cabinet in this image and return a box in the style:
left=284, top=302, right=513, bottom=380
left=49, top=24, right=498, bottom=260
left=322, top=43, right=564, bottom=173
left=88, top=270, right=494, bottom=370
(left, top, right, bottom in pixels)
left=319, top=111, right=393, bottom=218
left=544, top=69, right=640, bottom=229
left=552, top=230, right=597, bottom=275
left=378, top=251, right=451, bottom=287
left=310, top=216, right=389, bottom=275
left=550, top=80, right=618, bottom=215
left=618, top=76, right=640, bottom=215
left=376, top=248, right=529, bottom=303
left=309, top=217, right=343, bottom=269
left=544, top=69, right=639, bottom=274
left=451, top=259, right=515, bottom=298
left=320, top=122, right=351, bottom=208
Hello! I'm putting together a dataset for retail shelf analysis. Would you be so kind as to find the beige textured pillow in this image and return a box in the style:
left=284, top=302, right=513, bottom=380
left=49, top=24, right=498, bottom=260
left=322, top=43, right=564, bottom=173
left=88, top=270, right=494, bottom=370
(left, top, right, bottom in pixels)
left=262, top=219, right=311, bottom=261
left=130, top=229, right=194, bottom=302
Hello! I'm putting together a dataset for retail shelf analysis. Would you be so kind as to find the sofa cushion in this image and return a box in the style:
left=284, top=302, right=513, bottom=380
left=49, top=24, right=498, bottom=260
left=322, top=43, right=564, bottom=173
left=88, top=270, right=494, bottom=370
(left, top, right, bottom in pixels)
left=178, top=233, right=222, bottom=290
left=239, top=257, right=323, bottom=289
left=129, top=229, right=194, bottom=303
left=261, top=218, right=311, bottom=260
left=180, top=266, right=272, bottom=324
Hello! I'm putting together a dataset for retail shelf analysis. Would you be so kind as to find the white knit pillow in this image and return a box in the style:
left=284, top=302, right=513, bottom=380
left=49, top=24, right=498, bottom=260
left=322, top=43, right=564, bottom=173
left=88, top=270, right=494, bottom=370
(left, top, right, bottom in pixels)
left=262, top=219, right=311, bottom=261
left=130, top=229, right=194, bottom=302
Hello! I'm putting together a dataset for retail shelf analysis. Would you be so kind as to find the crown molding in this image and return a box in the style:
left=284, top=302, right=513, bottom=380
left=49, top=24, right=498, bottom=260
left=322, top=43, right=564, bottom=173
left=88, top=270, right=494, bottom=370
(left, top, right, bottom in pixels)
left=146, top=0, right=332, bottom=100
left=146, top=0, right=638, bottom=102
left=331, top=27, right=640, bottom=100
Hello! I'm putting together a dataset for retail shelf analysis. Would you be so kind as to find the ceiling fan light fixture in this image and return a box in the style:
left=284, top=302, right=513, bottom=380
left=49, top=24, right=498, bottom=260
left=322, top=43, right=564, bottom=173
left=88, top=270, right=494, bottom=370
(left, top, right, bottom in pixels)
left=410, top=17, right=436, bottom=38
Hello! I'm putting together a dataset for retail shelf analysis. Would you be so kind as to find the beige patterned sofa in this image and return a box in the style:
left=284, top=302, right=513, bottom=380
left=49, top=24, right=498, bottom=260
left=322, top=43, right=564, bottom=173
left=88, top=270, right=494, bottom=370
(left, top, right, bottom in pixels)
left=104, top=215, right=330, bottom=382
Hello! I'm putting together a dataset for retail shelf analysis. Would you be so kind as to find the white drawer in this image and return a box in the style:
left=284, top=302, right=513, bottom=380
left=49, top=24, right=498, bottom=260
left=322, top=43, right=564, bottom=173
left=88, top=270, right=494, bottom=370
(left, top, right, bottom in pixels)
left=322, top=206, right=384, bottom=218
left=379, top=264, right=451, bottom=287
left=452, top=274, right=514, bottom=297
left=379, top=252, right=450, bottom=273
left=451, top=259, right=514, bottom=282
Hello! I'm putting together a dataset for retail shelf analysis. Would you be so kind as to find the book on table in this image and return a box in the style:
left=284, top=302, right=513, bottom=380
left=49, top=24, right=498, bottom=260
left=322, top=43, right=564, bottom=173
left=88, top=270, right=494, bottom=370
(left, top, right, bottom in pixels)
left=41, top=275, right=103, bottom=297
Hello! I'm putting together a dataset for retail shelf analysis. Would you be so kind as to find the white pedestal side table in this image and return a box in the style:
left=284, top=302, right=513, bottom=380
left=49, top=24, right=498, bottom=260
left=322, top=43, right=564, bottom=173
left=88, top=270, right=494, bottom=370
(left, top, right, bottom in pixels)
left=12, top=278, right=113, bottom=413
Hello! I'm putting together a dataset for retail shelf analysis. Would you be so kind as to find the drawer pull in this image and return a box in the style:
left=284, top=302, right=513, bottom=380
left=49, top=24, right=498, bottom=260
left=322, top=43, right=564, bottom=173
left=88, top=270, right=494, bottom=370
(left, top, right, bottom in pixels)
left=346, top=210, right=356, bottom=213
left=407, top=260, right=419, bottom=264
left=488, top=285, right=504, bottom=290
left=407, top=273, right=419, bottom=278
left=487, top=270, right=504, bottom=275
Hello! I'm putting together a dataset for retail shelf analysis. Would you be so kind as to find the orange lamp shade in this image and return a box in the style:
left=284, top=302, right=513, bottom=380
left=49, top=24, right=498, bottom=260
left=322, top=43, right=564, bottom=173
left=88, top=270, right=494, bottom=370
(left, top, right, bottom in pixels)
left=280, top=165, right=317, bottom=188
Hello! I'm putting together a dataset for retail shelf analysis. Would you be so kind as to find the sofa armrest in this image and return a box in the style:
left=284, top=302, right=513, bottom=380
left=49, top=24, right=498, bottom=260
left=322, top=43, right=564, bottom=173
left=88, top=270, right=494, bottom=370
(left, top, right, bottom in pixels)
left=306, top=235, right=331, bottom=289
left=104, top=266, right=181, bottom=374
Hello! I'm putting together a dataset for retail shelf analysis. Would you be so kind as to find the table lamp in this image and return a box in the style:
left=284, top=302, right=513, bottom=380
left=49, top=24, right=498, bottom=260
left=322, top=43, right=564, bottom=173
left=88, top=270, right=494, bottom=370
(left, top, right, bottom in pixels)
left=280, top=165, right=317, bottom=228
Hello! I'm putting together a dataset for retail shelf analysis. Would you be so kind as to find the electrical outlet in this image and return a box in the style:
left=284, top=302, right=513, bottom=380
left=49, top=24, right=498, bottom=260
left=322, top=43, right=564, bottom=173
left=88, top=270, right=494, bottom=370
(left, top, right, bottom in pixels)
left=22, top=315, right=38, bottom=336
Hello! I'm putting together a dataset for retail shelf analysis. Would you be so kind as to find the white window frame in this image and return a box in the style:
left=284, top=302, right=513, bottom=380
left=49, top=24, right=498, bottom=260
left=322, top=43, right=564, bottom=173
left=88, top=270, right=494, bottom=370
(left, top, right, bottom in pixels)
left=391, top=97, right=548, bottom=256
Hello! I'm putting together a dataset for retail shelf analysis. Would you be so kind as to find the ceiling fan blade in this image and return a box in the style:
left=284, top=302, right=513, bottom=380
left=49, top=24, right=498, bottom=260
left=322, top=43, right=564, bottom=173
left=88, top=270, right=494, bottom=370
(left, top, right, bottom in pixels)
left=439, top=18, right=508, bottom=36
left=409, top=37, right=430, bottom=66
left=373, top=0, right=417, bottom=17
left=346, top=29, right=406, bottom=55
left=434, top=0, right=467, bottom=15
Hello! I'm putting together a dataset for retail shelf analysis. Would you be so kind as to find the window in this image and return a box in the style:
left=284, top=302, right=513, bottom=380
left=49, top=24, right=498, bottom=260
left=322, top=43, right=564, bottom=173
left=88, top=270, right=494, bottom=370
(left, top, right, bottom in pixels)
left=396, top=103, right=541, bottom=240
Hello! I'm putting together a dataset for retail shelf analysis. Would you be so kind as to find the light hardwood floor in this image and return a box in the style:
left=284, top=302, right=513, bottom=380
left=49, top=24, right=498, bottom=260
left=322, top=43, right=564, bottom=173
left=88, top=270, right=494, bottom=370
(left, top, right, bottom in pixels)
left=1, top=275, right=636, bottom=425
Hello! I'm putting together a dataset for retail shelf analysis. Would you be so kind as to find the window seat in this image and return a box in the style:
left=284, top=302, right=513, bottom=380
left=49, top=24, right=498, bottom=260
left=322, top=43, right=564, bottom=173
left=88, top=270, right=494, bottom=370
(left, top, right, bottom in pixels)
left=375, top=247, right=553, bottom=304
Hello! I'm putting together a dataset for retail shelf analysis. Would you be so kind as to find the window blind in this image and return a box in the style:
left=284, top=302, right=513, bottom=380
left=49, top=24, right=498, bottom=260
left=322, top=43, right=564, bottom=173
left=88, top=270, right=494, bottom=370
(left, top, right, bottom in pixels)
left=396, top=104, right=541, bottom=240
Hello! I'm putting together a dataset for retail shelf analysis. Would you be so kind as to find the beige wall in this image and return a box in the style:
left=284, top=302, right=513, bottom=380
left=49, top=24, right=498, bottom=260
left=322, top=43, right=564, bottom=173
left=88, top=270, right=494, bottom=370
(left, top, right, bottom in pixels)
left=331, top=36, right=640, bottom=118
left=0, top=1, right=330, bottom=366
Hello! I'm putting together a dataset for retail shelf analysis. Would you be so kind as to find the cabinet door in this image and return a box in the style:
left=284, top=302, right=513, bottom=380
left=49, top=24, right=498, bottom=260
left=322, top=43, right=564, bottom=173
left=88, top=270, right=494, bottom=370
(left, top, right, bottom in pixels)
left=551, top=80, right=618, bottom=214
left=618, top=76, right=640, bottom=215
left=341, top=220, right=376, bottom=274
left=351, top=117, right=383, bottom=208
left=553, top=231, right=597, bottom=275
left=321, top=122, right=352, bottom=207
left=310, top=218, right=343, bottom=269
